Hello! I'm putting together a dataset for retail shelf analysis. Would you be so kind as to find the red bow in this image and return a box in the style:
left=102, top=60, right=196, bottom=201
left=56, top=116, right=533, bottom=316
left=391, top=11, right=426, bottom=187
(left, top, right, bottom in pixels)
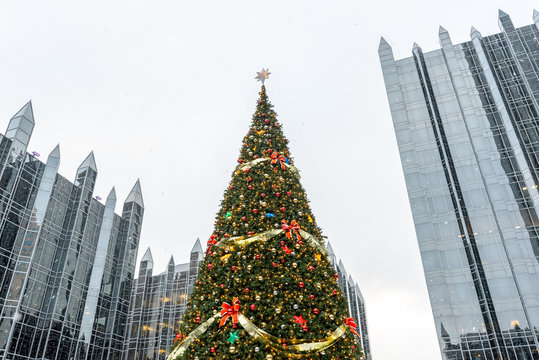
left=281, top=220, right=301, bottom=241
left=206, top=235, right=217, bottom=253
left=220, top=297, right=240, bottom=327
left=294, top=315, right=307, bottom=325
left=271, top=153, right=287, bottom=170
left=174, top=332, right=182, bottom=343
left=282, top=244, right=291, bottom=254
left=344, top=317, right=360, bottom=336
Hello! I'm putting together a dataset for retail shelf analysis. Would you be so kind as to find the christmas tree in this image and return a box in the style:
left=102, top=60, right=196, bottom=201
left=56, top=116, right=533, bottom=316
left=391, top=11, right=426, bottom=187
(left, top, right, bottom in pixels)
left=168, top=71, right=363, bottom=360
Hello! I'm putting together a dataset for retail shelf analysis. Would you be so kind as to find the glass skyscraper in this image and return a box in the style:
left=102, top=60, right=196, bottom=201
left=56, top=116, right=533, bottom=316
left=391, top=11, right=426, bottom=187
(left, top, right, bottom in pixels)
left=125, top=239, right=203, bottom=360
left=379, top=9, right=539, bottom=360
left=327, top=242, right=372, bottom=360
left=0, top=102, right=144, bottom=359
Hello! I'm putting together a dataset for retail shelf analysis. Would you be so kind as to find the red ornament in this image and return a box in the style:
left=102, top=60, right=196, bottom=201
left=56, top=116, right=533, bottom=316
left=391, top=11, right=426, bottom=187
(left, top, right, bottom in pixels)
left=273, top=262, right=278, bottom=267
left=261, top=113, right=266, bottom=117
left=230, top=185, right=234, bottom=189
left=248, top=177, right=253, bottom=182
left=207, top=264, right=213, bottom=270
left=237, top=159, right=243, bottom=164
left=248, top=185, right=253, bottom=190
left=313, top=308, right=319, bottom=315
left=280, top=207, right=286, bottom=212
left=245, top=168, right=250, bottom=173
left=309, top=266, right=314, bottom=271
left=299, top=282, right=304, bottom=288
left=224, top=233, right=229, bottom=238
left=280, top=258, right=285, bottom=263
left=261, top=193, right=266, bottom=198
left=253, top=208, right=258, bottom=214
left=248, top=231, right=254, bottom=235
left=333, top=289, right=338, bottom=295
left=250, top=304, right=256, bottom=310
left=231, top=266, right=236, bottom=271
left=267, top=149, right=273, bottom=153
left=254, top=155, right=258, bottom=159
left=210, top=347, right=215, bottom=353
left=310, top=294, right=315, bottom=300
left=195, top=316, right=201, bottom=323
left=302, top=325, right=308, bottom=332
left=334, top=273, right=339, bottom=280
left=286, top=191, right=291, bottom=196
left=265, top=119, right=270, bottom=123
left=220, top=284, right=224, bottom=288
left=241, top=216, right=246, bottom=221
left=255, top=254, right=260, bottom=260
left=244, top=288, right=250, bottom=293
left=275, top=192, right=281, bottom=197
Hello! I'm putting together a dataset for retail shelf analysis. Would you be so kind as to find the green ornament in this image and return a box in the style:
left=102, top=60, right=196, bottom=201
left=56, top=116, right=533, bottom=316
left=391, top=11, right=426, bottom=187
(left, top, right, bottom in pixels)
left=227, top=330, right=240, bottom=344
left=225, top=211, right=232, bottom=218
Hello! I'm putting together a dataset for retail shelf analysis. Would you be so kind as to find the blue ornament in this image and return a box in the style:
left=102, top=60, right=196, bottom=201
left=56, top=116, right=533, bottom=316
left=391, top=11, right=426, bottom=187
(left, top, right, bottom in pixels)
left=266, top=213, right=275, bottom=218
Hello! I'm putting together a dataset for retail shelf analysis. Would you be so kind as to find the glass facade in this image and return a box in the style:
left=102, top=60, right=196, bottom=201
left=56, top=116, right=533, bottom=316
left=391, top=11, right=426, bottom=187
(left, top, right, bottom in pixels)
left=125, top=240, right=203, bottom=360
left=327, top=242, right=372, bottom=360
left=379, top=10, right=539, bottom=360
left=0, top=102, right=144, bottom=359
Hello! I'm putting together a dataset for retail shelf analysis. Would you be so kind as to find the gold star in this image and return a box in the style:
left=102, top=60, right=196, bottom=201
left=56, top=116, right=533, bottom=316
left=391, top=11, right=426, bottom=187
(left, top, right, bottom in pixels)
left=255, top=68, right=270, bottom=84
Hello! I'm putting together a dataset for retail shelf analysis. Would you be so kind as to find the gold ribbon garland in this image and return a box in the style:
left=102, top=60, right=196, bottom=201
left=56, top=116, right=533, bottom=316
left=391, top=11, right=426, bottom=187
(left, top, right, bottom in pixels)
left=237, top=157, right=301, bottom=179
left=167, top=312, right=349, bottom=360
left=167, top=313, right=220, bottom=359
left=215, top=228, right=327, bottom=255
left=238, top=314, right=347, bottom=357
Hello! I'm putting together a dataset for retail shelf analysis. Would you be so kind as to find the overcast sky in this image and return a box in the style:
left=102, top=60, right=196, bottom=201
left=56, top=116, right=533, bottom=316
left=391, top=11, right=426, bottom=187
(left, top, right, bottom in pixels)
left=1, top=1, right=537, bottom=359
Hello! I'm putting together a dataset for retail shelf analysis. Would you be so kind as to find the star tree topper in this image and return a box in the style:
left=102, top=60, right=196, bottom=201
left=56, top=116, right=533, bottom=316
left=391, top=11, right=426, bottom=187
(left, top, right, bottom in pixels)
left=255, top=68, right=270, bottom=84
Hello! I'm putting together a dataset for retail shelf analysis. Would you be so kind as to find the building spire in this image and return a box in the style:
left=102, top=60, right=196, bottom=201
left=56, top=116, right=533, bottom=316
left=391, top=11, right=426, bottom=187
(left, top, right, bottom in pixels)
left=5, top=101, right=35, bottom=158
left=78, top=151, right=97, bottom=172
left=141, top=247, right=153, bottom=265
left=124, top=179, right=144, bottom=207
left=191, top=238, right=203, bottom=253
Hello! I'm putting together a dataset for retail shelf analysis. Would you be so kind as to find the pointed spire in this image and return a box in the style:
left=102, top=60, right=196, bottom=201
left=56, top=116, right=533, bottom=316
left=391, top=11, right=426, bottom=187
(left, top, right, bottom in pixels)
left=498, top=9, right=510, bottom=19
left=48, top=144, right=60, bottom=159
left=168, top=255, right=175, bottom=266
left=439, top=26, right=452, bottom=48
left=412, top=42, right=422, bottom=53
left=378, top=37, right=391, bottom=51
left=470, top=26, right=482, bottom=39
left=438, top=26, right=448, bottom=36
left=5, top=101, right=35, bottom=156
left=124, top=179, right=144, bottom=207
left=498, top=9, right=514, bottom=31
left=191, top=238, right=203, bottom=253
left=107, top=187, right=117, bottom=202
left=78, top=151, right=97, bottom=172
left=12, top=101, right=34, bottom=123
left=141, top=247, right=153, bottom=264
left=378, top=37, right=394, bottom=62
left=533, top=9, right=539, bottom=24
left=326, top=241, right=335, bottom=256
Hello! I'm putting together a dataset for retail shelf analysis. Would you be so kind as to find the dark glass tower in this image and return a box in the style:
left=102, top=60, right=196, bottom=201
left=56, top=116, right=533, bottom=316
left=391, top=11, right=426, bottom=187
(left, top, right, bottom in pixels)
left=125, top=239, right=203, bottom=360
left=0, top=102, right=144, bottom=359
left=379, top=10, right=539, bottom=360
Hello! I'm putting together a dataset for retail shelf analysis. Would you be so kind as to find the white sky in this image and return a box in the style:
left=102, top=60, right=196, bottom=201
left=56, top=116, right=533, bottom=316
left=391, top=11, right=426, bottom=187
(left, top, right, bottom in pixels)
left=0, top=2, right=537, bottom=359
